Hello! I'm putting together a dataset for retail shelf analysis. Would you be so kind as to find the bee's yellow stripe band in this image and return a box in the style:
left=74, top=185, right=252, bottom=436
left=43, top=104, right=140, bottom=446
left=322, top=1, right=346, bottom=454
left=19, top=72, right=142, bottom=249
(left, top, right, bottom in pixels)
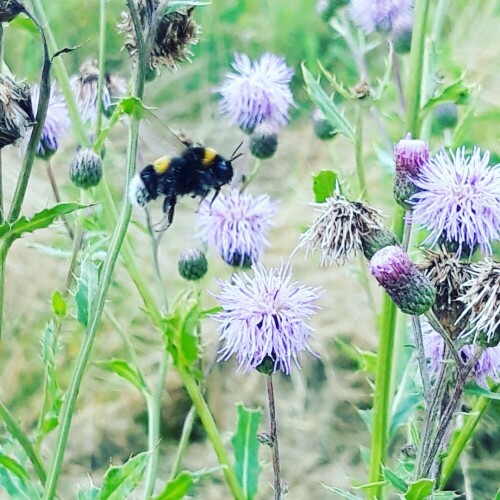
left=153, top=156, right=171, bottom=174
left=202, top=148, right=217, bottom=166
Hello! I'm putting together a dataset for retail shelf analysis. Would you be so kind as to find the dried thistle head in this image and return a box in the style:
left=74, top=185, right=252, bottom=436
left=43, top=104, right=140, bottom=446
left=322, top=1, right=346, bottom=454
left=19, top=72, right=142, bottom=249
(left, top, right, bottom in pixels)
left=419, top=249, right=474, bottom=337
left=0, top=0, right=24, bottom=23
left=294, top=193, right=395, bottom=266
left=118, top=1, right=200, bottom=71
left=0, top=74, right=34, bottom=148
left=458, top=260, right=500, bottom=347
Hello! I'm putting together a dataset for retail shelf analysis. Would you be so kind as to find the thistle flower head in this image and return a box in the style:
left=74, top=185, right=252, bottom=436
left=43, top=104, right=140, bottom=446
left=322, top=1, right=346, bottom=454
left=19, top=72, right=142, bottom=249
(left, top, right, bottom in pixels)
left=419, top=249, right=474, bottom=337
left=349, top=0, right=413, bottom=34
left=411, top=147, right=500, bottom=256
left=370, top=245, right=435, bottom=315
left=458, top=260, right=500, bottom=347
left=31, top=83, right=70, bottom=159
left=294, top=194, right=393, bottom=266
left=423, top=323, right=500, bottom=387
left=197, top=189, right=277, bottom=267
left=218, top=52, right=294, bottom=132
left=0, top=74, right=33, bottom=149
left=212, top=262, right=322, bottom=374
left=118, top=1, right=200, bottom=71
left=70, top=60, right=111, bottom=124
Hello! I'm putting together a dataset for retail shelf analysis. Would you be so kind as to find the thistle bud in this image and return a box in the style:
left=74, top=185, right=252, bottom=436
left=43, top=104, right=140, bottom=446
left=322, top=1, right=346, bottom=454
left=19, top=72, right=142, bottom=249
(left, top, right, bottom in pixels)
left=393, top=134, right=429, bottom=209
left=370, top=245, right=436, bottom=315
left=311, top=108, right=337, bottom=141
left=360, top=226, right=399, bottom=260
left=249, top=121, right=278, bottom=159
left=0, top=0, right=24, bottom=23
left=178, top=249, right=208, bottom=281
left=69, top=148, right=103, bottom=189
left=0, top=74, right=33, bottom=149
left=392, top=18, right=413, bottom=54
left=434, top=103, right=458, bottom=131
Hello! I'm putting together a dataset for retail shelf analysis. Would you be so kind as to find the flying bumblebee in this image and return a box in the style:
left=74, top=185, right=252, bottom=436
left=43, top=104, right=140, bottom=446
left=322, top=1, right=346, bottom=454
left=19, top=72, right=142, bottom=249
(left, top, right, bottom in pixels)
left=129, top=140, right=243, bottom=230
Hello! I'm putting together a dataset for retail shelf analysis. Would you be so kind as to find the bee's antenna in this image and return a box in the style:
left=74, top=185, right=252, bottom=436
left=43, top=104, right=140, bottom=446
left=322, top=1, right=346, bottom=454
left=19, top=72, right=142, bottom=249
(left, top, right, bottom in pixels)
left=230, top=141, right=244, bottom=161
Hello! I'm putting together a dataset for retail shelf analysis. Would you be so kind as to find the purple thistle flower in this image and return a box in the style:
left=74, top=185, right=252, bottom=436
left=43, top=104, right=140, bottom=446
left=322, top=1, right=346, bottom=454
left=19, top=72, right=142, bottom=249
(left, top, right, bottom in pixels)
left=423, top=323, right=500, bottom=387
left=212, top=262, right=322, bottom=374
left=349, top=0, right=413, bottom=33
left=218, top=53, right=294, bottom=132
left=31, top=83, right=70, bottom=159
left=411, top=147, right=500, bottom=256
left=197, top=189, right=277, bottom=267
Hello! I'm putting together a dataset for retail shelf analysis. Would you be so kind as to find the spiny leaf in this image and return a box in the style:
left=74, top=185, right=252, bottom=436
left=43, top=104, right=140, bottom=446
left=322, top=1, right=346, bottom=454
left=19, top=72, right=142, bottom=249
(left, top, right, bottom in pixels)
left=75, top=258, right=100, bottom=327
left=404, top=478, right=435, bottom=499
left=313, top=170, right=338, bottom=203
left=94, top=359, right=146, bottom=392
left=302, top=64, right=354, bottom=141
left=464, top=384, right=500, bottom=400
left=97, top=452, right=149, bottom=500
left=321, top=485, right=364, bottom=499
left=0, top=454, right=31, bottom=482
left=154, top=467, right=222, bottom=500
left=0, top=203, right=85, bottom=241
left=382, top=465, right=407, bottom=493
left=231, top=404, right=262, bottom=500
left=422, top=78, right=472, bottom=111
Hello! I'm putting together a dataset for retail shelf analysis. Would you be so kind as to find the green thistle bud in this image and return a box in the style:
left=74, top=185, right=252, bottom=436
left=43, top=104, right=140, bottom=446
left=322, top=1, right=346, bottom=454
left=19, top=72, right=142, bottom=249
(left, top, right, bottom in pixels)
left=311, top=108, right=337, bottom=141
left=69, top=148, right=103, bottom=189
left=178, top=249, right=208, bottom=281
left=393, top=21, right=413, bottom=54
left=434, top=103, right=458, bottom=131
left=0, top=0, right=24, bottom=23
left=249, top=121, right=278, bottom=159
left=360, top=226, right=399, bottom=260
left=370, top=245, right=436, bottom=316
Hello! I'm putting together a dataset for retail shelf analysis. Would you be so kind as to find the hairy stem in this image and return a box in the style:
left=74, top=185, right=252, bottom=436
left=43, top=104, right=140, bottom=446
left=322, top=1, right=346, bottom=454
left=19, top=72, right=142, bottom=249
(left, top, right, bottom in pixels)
left=95, top=0, right=107, bottom=141
left=354, top=106, right=369, bottom=202
left=411, top=315, right=431, bottom=402
left=169, top=406, right=197, bottom=479
left=267, top=375, right=282, bottom=500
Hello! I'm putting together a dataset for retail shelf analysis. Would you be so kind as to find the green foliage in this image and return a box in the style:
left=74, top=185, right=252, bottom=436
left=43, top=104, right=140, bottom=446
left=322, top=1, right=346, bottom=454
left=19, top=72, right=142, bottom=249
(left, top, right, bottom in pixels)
left=166, top=1, right=211, bottom=13
left=312, top=170, right=339, bottom=203
left=97, top=452, right=149, bottom=500
left=404, top=478, right=435, bottom=499
left=0, top=453, right=31, bottom=483
left=75, top=257, right=101, bottom=327
left=154, top=468, right=222, bottom=500
left=0, top=203, right=85, bottom=241
left=302, top=64, right=355, bottom=141
left=381, top=465, right=407, bottom=493
left=231, top=404, right=262, bottom=500
left=94, top=359, right=147, bottom=393
left=0, top=465, right=41, bottom=499
left=322, top=485, right=364, bottom=499
left=464, top=384, right=500, bottom=400
left=422, top=78, right=472, bottom=111
left=51, top=291, right=67, bottom=317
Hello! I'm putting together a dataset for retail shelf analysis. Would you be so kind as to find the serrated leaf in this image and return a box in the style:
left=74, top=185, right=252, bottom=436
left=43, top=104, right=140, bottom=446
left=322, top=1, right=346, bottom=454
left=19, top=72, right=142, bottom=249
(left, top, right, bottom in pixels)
left=95, top=359, right=146, bottom=392
left=313, top=170, right=338, bottom=203
left=52, top=290, right=67, bottom=317
left=231, top=404, right=262, bottom=500
left=154, top=468, right=221, bottom=500
left=422, top=79, right=471, bottom=111
left=0, top=454, right=31, bottom=482
left=119, top=96, right=147, bottom=120
left=382, top=466, right=407, bottom=493
left=181, top=305, right=201, bottom=366
left=404, top=478, right=435, bottom=499
left=78, top=486, right=100, bottom=500
left=321, top=485, right=364, bottom=499
left=75, top=258, right=100, bottom=327
left=302, top=64, right=354, bottom=141
left=464, top=384, right=500, bottom=400
left=97, top=452, right=149, bottom=500
left=0, top=203, right=85, bottom=241
left=200, top=306, right=222, bottom=318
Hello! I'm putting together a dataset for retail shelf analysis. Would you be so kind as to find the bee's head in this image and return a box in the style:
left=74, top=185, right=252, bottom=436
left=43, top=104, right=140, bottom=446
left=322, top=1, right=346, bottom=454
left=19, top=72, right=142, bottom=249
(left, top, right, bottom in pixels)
left=213, top=157, right=234, bottom=185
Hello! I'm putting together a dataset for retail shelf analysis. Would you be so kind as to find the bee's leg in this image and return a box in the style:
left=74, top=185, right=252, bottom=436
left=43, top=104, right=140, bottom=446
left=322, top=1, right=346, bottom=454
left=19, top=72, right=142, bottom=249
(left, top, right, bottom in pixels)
left=209, top=187, right=221, bottom=207
left=154, top=194, right=177, bottom=232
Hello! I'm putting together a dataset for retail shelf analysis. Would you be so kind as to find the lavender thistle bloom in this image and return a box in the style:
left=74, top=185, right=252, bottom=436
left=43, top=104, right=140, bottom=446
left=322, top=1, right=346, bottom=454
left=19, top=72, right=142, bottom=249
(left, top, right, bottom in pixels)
left=197, top=189, right=277, bottom=267
left=423, top=323, right=500, bottom=387
left=213, top=262, right=322, bottom=374
left=218, top=53, right=294, bottom=132
left=31, top=83, right=70, bottom=159
left=411, top=147, right=500, bottom=256
left=349, top=0, right=413, bottom=33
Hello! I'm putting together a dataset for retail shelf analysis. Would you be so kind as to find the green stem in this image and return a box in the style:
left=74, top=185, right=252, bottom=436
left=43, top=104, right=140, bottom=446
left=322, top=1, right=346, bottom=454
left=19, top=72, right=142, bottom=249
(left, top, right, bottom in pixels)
left=405, top=0, right=431, bottom=136
left=0, top=242, right=8, bottom=340
left=31, top=0, right=90, bottom=147
left=0, top=24, right=4, bottom=225
left=143, top=352, right=169, bottom=498
left=439, top=387, right=497, bottom=489
left=178, top=366, right=246, bottom=500
left=0, top=401, right=47, bottom=485
left=169, top=406, right=196, bottom=479
left=94, top=0, right=107, bottom=142
left=354, top=106, right=368, bottom=202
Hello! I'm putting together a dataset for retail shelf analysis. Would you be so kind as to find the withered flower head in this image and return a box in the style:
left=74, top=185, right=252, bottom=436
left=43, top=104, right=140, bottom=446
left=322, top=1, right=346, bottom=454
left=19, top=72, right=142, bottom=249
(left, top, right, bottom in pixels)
left=294, top=192, right=395, bottom=266
left=118, top=1, right=200, bottom=71
left=70, top=60, right=111, bottom=124
left=419, top=249, right=474, bottom=338
left=0, top=0, right=24, bottom=23
left=0, top=74, right=34, bottom=149
left=458, top=260, right=500, bottom=347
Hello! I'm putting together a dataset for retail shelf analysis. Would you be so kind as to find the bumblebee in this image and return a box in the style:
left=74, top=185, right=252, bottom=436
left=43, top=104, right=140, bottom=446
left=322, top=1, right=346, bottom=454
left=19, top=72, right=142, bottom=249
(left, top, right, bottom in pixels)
left=129, top=142, right=243, bottom=229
